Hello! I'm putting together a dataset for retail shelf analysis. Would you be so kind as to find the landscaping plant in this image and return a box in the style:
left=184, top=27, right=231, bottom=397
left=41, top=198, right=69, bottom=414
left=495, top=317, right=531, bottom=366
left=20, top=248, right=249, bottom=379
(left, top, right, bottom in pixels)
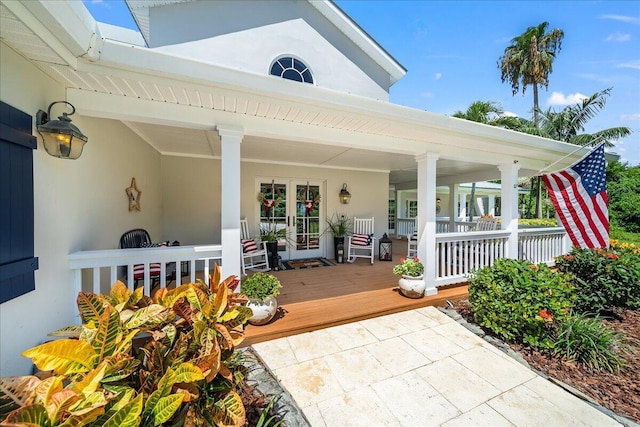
left=553, top=313, right=627, bottom=373
left=555, top=245, right=640, bottom=315
left=0, top=264, right=253, bottom=427
left=392, top=257, right=424, bottom=277
left=468, top=258, right=574, bottom=349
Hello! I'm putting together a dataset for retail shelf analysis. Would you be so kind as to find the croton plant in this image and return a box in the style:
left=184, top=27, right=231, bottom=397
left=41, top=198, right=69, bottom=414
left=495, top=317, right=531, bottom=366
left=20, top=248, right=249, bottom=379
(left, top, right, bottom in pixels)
left=0, top=264, right=253, bottom=427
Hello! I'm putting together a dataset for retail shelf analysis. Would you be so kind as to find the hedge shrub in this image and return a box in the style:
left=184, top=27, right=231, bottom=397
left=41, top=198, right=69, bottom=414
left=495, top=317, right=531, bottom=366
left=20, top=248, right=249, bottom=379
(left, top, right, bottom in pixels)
left=555, top=245, right=640, bottom=314
left=468, top=259, right=574, bottom=349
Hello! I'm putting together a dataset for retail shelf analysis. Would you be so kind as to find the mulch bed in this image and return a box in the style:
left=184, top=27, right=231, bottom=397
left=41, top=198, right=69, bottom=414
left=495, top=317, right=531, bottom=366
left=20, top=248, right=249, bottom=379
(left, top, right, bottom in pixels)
left=451, top=300, right=640, bottom=424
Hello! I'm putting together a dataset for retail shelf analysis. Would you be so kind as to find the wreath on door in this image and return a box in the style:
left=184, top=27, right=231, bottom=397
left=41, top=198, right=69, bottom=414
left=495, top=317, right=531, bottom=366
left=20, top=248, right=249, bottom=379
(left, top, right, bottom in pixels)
left=257, top=186, right=283, bottom=218
left=297, top=188, right=321, bottom=215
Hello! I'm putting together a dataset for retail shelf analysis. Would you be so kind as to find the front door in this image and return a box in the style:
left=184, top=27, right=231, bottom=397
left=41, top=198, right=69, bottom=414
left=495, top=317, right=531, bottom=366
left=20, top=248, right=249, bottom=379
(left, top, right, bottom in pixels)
left=257, top=179, right=324, bottom=260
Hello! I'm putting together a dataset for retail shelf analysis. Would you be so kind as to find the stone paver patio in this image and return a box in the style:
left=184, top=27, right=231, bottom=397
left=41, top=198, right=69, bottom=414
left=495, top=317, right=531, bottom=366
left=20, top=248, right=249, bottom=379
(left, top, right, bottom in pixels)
left=252, top=307, right=621, bottom=426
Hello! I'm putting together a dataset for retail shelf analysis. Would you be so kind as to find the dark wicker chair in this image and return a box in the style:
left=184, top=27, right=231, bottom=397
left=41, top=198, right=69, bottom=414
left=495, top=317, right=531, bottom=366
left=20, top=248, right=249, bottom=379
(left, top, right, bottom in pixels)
left=119, top=229, right=189, bottom=288
left=119, top=228, right=160, bottom=288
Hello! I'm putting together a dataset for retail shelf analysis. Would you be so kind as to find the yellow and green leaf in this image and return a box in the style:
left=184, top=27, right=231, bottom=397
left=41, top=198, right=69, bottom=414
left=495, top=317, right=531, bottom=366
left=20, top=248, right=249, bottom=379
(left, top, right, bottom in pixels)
left=151, top=394, right=183, bottom=426
left=91, top=306, right=122, bottom=361
left=23, top=340, right=97, bottom=376
left=1, top=404, right=49, bottom=427
left=0, top=376, right=41, bottom=417
left=173, top=363, right=204, bottom=384
left=211, top=391, right=245, bottom=427
left=123, top=305, right=171, bottom=330
left=102, top=393, right=143, bottom=427
left=76, top=293, right=109, bottom=325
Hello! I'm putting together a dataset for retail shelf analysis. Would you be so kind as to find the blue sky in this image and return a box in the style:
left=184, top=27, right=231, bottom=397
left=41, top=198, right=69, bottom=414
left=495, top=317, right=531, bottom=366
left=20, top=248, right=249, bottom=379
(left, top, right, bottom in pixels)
left=84, top=0, right=640, bottom=165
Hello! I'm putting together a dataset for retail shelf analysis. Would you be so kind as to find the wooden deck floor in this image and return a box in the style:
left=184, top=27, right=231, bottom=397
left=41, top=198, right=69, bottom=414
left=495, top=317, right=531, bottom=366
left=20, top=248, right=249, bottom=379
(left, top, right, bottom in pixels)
left=242, top=242, right=468, bottom=346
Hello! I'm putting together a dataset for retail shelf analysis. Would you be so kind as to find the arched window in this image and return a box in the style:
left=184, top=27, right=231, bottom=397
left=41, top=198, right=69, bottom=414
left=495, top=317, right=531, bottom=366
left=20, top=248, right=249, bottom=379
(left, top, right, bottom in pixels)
left=270, top=57, right=314, bottom=84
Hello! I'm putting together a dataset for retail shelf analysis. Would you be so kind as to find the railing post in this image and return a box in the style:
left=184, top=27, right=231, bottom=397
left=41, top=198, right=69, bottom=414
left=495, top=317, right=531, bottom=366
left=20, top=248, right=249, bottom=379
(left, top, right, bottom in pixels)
left=416, top=152, right=439, bottom=296
left=499, top=161, right=520, bottom=259
left=218, top=125, right=243, bottom=281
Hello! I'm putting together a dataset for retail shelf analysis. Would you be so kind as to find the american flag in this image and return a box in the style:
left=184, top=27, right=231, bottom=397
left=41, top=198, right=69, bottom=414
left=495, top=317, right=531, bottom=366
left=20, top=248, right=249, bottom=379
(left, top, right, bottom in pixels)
left=542, top=143, right=609, bottom=249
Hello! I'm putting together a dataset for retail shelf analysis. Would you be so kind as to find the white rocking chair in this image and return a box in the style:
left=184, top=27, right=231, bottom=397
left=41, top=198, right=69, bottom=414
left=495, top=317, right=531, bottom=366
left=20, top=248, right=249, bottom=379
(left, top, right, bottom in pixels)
left=347, top=217, right=375, bottom=264
left=240, top=218, right=270, bottom=276
left=474, top=217, right=498, bottom=231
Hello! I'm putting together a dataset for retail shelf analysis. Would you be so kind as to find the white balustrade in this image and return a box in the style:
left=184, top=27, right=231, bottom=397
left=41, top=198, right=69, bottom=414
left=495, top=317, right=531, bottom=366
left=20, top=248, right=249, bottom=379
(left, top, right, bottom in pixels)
left=435, top=230, right=511, bottom=286
left=396, top=218, right=416, bottom=239
left=68, top=244, right=223, bottom=298
left=517, top=227, right=569, bottom=265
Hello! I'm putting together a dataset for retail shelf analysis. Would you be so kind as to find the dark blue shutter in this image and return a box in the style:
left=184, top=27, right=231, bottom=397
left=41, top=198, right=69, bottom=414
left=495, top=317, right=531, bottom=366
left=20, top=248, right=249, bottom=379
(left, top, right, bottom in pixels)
left=0, top=101, right=39, bottom=303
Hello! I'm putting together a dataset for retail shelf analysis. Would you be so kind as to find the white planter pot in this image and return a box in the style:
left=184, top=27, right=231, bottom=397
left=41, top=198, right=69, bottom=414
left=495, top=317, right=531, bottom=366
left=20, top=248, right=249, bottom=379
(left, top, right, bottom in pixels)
left=246, top=295, right=278, bottom=326
left=398, top=275, right=426, bottom=299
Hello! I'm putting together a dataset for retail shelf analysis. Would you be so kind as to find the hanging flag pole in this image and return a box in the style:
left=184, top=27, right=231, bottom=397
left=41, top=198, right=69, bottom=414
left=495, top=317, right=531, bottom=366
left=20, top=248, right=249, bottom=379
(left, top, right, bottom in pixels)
left=541, top=142, right=609, bottom=249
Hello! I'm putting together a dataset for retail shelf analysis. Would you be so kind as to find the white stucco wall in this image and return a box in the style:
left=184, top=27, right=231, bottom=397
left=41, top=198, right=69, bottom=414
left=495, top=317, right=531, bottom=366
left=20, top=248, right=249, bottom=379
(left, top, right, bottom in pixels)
left=149, top=0, right=391, bottom=100
left=161, top=155, right=388, bottom=258
left=0, top=42, right=163, bottom=376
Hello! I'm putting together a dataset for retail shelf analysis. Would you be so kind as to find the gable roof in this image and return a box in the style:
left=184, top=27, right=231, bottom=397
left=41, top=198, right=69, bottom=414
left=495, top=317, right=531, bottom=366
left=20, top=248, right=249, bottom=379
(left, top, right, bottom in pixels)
left=124, top=0, right=407, bottom=85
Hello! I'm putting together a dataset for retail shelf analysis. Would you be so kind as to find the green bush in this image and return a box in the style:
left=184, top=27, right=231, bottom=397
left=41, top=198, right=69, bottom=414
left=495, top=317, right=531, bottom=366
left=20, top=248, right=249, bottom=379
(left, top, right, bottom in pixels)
left=555, top=246, right=640, bottom=314
left=518, top=218, right=558, bottom=227
left=468, top=259, right=574, bottom=349
left=553, top=313, right=626, bottom=373
left=241, top=272, right=282, bottom=301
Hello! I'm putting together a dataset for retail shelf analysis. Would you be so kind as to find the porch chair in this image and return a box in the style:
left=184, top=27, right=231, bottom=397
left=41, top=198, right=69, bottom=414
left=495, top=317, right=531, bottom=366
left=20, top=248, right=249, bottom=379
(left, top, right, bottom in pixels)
left=347, top=217, right=375, bottom=264
left=474, top=217, right=498, bottom=231
left=240, top=218, right=270, bottom=276
left=407, top=230, right=418, bottom=258
left=119, top=228, right=162, bottom=288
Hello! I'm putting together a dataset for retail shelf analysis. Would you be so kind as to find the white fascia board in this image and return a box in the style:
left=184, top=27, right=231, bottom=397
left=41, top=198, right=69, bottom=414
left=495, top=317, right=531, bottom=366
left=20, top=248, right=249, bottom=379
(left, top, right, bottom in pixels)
left=18, top=0, right=102, bottom=62
left=310, top=1, right=406, bottom=85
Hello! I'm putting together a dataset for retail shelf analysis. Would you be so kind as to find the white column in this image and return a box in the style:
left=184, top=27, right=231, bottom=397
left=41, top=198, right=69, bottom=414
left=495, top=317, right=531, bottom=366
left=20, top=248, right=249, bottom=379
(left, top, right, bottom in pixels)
left=218, top=125, right=243, bottom=281
left=448, top=184, right=458, bottom=232
left=459, top=193, right=467, bottom=219
left=416, top=152, right=439, bottom=296
left=499, top=162, right=521, bottom=259
left=488, top=195, right=496, bottom=216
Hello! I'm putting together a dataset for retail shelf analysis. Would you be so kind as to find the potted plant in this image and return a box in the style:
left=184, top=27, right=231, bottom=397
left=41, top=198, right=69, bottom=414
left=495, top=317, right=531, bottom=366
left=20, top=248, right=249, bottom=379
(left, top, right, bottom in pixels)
left=326, top=213, right=352, bottom=263
left=259, top=221, right=287, bottom=269
left=393, top=257, right=426, bottom=299
left=242, top=272, right=282, bottom=325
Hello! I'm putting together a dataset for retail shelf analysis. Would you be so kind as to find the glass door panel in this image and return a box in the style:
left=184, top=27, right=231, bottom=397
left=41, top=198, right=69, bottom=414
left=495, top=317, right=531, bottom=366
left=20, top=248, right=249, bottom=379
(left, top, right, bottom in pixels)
left=258, top=180, right=324, bottom=261
left=294, top=183, right=321, bottom=252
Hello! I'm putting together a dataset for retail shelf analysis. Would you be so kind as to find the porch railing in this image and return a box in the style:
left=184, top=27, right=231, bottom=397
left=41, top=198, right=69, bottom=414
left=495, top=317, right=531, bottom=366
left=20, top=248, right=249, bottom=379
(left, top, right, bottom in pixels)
left=517, top=227, right=569, bottom=265
left=434, top=227, right=568, bottom=287
left=435, top=230, right=511, bottom=286
left=68, top=245, right=223, bottom=297
left=396, top=218, right=415, bottom=238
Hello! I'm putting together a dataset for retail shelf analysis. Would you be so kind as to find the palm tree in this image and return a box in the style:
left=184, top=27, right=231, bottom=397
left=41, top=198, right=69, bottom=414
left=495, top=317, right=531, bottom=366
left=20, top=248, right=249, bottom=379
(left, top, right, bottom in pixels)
left=535, top=88, right=631, bottom=147
left=499, top=22, right=564, bottom=126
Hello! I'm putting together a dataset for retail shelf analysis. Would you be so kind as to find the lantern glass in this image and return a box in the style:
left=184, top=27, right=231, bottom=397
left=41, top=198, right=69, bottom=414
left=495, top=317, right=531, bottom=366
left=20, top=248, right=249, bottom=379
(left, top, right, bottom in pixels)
left=379, top=233, right=392, bottom=261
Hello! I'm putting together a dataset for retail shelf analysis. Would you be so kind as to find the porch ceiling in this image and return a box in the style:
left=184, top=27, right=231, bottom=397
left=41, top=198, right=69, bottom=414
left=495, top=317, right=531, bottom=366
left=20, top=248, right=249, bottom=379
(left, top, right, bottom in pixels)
left=122, top=121, right=497, bottom=184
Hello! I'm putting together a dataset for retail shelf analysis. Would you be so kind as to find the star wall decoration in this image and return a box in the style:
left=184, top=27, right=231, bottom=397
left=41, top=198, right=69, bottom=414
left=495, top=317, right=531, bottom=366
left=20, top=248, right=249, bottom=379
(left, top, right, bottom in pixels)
left=125, top=177, right=141, bottom=211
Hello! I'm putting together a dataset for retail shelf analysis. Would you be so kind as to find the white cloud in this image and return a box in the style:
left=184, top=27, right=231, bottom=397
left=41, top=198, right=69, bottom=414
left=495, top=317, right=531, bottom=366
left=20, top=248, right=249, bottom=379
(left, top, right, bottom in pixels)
left=605, top=32, right=631, bottom=42
left=620, top=113, right=640, bottom=121
left=600, top=14, right=640, bottom=25
left=434, top=73, right=442, bottom=80
left=546, top=92, right=588, bottom=106
left=617, top=60, right=640, bottom=70
left=502, top=111, right=518, bottom=117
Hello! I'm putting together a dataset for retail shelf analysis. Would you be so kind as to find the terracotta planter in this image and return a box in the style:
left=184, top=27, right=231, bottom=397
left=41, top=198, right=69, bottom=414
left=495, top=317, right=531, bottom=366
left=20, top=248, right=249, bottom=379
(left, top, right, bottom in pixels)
left=246, top=295, right=278, bottom=325
left=398, top=274, right=426, bottom=299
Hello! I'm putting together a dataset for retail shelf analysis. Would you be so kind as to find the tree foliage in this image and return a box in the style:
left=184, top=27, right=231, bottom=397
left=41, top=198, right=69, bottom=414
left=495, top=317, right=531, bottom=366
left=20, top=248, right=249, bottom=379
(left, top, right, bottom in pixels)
left=498, top=21, right=564, bottom=125
left=607, top=161, right=640, bottom=233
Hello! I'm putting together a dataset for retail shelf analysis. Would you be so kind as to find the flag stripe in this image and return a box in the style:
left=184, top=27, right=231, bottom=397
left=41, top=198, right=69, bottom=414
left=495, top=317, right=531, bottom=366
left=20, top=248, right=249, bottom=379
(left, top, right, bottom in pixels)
left=542, top=173, right=580, bottom=246
left=541, top=143, right=609, bottom=249
left=561, top=170, right=607, bottom=247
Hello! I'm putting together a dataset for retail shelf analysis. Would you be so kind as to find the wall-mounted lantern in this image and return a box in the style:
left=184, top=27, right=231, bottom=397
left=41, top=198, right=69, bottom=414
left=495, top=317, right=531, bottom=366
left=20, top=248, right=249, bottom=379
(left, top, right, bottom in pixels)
left=339, top=183, right=351, bottom=204
left=36, top=101, right=88, bottom=159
